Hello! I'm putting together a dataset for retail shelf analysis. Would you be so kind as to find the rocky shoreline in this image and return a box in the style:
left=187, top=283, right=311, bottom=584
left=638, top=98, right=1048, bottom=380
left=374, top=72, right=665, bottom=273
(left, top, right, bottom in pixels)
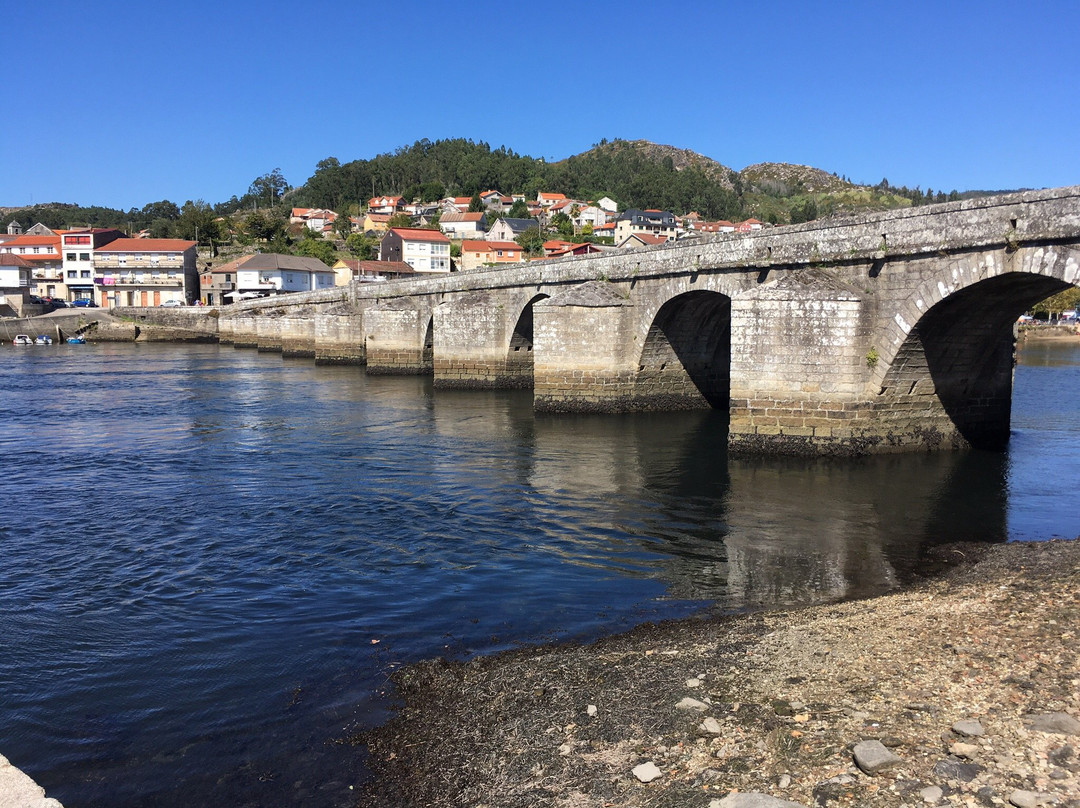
left=356, top=539, right=1080, bottom=808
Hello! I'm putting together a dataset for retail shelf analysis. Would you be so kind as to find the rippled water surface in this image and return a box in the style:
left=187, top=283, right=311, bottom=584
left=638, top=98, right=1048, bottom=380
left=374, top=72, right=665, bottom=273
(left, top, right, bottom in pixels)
left=1, top=341, right=1077, bottom=806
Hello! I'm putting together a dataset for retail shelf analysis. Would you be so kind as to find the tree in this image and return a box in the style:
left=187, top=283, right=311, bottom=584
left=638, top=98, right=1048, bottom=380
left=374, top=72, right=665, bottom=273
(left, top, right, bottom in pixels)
left=790, top=197, right=819, bottom=224
left=1032, top=287, right=1080, bottom=319
left=297, top=234, right=337, bottom=265
left=515, top=227, right=545, bottom=257
left=248, top=168, right=288, bottom=207
left=333, top=213, right=354, bottom=241
left=176, top=200, right=221, bottom=246
left=346, top=233, right=378, bottom=260
left=507, top=199, right=530, bottom=219
left=244, top=210, right=284, bottom=242
left=139, top=200, right=180, bottom=222
left=467, top=192, right=484, bottom=213
left=387, top=213, right=413, bottom=229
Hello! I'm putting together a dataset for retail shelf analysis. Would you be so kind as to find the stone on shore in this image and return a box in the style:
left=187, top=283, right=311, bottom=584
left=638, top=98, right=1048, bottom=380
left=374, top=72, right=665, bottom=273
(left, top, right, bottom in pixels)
left=852, top=739, right=902, bottom=774
left=952, top=719, right=985, bottom=737
left=632, top=761, right=663, bottom=783
left=710, top=793, right=809, bottom=808
left=919, top=784, right=944, bottom=804
left=699, top=716, right=724, bottom=734
left=949, top=741, right=980, bottom=758
left=0, top=755, right=64, bottom=808
left=1024, top=712, right=1080, bottom=735
left=676, top=696, right=710, bottom=712
left=1008, top=789, right=1054, bottom=808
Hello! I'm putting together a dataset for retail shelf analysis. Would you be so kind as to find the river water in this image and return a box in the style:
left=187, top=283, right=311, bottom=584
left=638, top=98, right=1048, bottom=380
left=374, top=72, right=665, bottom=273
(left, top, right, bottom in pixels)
left=1, top=340, right=1077, bottom=806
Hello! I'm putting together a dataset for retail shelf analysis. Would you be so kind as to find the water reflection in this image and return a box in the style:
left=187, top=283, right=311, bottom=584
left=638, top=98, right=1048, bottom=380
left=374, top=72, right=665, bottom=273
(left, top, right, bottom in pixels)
left=0, top=342, right=1072, bottom=808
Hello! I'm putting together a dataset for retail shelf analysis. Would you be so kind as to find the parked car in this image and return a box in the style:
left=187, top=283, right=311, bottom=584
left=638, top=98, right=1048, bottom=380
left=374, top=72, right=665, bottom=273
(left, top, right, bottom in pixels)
left=28, top=295, right=45, bottom=305
left=160, top=299, right=183, bottom=308
left=72, top=299, right=98, bottom=308
left=50, top=299, right=71, bottom=308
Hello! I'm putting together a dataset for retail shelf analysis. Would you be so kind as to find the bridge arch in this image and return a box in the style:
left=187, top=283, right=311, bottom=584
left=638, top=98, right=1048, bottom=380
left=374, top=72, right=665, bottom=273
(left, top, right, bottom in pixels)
left=505, top=293, right=549, bottom=388
left=874, top=246, right=1079, bottom=449
left=634, top=290, right=731, bottom=410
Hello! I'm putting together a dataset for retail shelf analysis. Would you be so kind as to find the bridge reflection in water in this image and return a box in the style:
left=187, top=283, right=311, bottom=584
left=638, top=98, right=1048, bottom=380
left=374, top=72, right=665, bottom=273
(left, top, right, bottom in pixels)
left=427, top=390, right=1008, bottom=610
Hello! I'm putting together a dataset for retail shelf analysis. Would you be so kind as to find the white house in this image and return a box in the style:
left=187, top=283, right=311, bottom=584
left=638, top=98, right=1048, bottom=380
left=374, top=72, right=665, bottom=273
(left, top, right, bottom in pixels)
left=233, top=254, right=337, bottom=296
left=439, top=212, right=487, bottom=239
left=379, top=227, right=452, bottom=273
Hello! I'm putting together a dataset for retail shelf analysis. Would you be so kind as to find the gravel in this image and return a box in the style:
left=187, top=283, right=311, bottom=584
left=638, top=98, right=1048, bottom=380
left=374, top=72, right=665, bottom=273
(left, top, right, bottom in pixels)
left=354, top=538, right=1080, bottom=807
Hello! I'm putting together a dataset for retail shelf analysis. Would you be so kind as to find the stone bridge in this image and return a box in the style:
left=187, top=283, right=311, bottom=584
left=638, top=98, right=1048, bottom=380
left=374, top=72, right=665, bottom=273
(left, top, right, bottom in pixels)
left=129, top=186, right=1080, bottom=456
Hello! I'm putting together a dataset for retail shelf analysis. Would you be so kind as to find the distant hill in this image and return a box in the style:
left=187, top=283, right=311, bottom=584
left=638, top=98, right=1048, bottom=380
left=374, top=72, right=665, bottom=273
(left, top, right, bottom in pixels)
left=2, top=138, right=1016, bottom=234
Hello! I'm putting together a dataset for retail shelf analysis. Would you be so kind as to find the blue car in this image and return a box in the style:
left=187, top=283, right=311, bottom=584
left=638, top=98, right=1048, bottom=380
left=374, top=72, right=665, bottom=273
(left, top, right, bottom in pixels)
left=72, top=299, right=98, bottom=308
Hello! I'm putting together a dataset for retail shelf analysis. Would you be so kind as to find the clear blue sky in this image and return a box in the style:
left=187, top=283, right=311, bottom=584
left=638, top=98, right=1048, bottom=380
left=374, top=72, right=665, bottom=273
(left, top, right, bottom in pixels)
left=5, top=0, right=1078, bottom=210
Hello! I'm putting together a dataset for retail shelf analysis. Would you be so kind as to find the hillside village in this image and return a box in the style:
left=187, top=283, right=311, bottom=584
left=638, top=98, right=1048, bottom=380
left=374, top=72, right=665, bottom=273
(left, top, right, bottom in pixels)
left=0, top=188, right=765, bottom=314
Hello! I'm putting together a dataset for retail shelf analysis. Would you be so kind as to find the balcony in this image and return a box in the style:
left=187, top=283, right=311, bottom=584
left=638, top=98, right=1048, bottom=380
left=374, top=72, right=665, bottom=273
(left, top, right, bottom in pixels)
left=96, top=276, right=183, bottom=287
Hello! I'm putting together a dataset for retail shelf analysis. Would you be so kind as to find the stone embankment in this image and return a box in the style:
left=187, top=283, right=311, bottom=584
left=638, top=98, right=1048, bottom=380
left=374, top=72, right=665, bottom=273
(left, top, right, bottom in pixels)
left=0, top=755, right=63, bottom=808
left=358, top=539, right=1080, bottom=808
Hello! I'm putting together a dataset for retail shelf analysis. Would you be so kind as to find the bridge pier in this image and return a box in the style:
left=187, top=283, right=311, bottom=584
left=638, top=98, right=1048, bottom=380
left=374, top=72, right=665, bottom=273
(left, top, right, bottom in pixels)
left=727, top=272, right=875, bottom=456
left=232, top=313, right=258, bottom=349
left=280, top=312, right=316, bottom=358
left=433, top=292, right=532, bottom=388
left=364, top=301, right=432, bottom=375
left=533, top=282, right=638, bottom=412
left=218, top=314, right=235, bottom=345
left=314, top=306, right=366, bottom=365
left=256, top=314, right=282, bottom=352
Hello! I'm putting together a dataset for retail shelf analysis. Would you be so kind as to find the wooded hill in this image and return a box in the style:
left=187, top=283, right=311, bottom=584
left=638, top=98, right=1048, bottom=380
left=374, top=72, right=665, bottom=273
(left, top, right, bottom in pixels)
left=2, top=138, right=1005, bottom=239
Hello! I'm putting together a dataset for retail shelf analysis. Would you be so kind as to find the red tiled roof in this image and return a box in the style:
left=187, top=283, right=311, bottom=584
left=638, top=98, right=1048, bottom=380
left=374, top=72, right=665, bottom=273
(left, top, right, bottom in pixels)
left=96, top=238, right=196, bottom=253
left=389, top=227, right=450, bottom=243
left=441, top=212, right=485, bottom=222
left=461, top=240, right=490, bottom=252
left=358, top=260, right=416, bottom=274
left=0, top=235, right=60, bottom=248
left=623, top=233, right=668, bottom=246
left=0, top=253, right=32, bottom=266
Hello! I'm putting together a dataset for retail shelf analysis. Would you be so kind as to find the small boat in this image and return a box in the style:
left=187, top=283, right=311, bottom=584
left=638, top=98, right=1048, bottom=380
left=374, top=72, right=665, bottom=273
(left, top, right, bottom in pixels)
left=12, top=334, right=33, bottom=345
left=66, top=336, right=86, bottom=344
left=34, top=335, right=53, bottom=345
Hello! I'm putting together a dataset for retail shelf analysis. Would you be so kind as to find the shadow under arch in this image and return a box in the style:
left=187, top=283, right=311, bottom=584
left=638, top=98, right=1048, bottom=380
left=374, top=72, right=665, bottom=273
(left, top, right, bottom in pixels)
left=506, top=293, right=549, bottom=388
left=881, top=272, right=1073, bottom=449
left=636, top=290, right=731, bottom=411
left=421, top=315, right=434, bottom=375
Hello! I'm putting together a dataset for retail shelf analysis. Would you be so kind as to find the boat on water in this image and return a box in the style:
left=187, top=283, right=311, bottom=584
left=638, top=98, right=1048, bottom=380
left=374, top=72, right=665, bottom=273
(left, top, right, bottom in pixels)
left=66, top=336, right=86, bottom=344
left=34, top=335, right=53, bottom=345
left=12, top=334, right=33, bottom=345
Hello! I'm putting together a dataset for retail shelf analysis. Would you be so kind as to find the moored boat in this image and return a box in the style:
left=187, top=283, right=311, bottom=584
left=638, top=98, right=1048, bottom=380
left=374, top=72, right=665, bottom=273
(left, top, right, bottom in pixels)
left=12, top=334, right=33, bottom=345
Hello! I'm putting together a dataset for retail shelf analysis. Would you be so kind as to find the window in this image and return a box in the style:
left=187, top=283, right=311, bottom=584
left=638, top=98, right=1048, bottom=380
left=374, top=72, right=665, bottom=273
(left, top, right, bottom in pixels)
left=66, top=235, right=91, bottom=245
left=225, top=274, right=232, bottom=282
left=79, top=253, right=90, bottom=261
left=67, top=270, right=77, bottom=278
left=80, top=270, right=91, bottom=278
left=67, top=253, right=76, bottom=261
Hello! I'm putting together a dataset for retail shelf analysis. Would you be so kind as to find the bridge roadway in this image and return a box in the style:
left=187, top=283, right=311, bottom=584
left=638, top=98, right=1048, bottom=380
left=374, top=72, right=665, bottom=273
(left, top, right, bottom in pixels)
left=127, top=186, right=1080, bottom=456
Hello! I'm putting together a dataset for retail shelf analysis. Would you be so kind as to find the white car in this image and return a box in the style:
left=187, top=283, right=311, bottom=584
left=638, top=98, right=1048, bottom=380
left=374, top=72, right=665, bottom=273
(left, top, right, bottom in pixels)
left=160, top=300, right=184, bottom=308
